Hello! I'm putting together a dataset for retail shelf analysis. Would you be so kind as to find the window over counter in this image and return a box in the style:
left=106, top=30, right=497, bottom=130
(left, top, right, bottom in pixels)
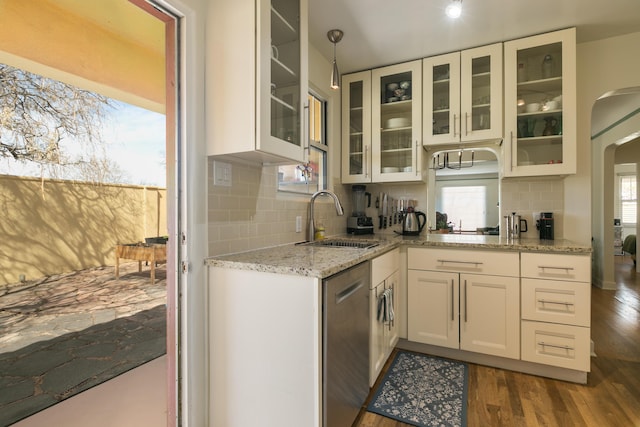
left=277, top=92, right=327, bottom=195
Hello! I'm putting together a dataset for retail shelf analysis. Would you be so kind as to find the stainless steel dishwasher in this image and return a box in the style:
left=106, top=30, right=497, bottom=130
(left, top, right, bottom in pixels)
left=323, top=261, right=370, bottom=427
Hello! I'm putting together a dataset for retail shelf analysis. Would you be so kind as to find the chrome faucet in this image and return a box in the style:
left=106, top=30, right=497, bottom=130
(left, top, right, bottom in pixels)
left=308, top=190, right=344, bottom=241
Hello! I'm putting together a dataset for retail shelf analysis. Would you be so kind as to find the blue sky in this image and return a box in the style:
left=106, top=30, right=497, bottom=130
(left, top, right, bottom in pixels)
left=0, top=100, right=166, bottom=187
left=103, top=101, right=166, bottom=187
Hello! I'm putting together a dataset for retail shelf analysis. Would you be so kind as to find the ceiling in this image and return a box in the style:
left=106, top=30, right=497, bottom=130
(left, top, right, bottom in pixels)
left=0, top=0, right=165, bottom=111
left=309, top=0, right=640, bottom=73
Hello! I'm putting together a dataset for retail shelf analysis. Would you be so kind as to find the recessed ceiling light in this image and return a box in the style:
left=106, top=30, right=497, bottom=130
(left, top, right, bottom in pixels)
left=445, top=0, right=462, bottom=19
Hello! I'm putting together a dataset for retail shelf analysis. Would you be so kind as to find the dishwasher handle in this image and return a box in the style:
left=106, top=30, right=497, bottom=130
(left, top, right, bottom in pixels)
left=335, top=282, right=364, bottom=305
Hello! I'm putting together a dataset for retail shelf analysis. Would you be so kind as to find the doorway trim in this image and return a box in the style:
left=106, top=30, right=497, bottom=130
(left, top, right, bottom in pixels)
left=591, top=88, right=640, bottom=289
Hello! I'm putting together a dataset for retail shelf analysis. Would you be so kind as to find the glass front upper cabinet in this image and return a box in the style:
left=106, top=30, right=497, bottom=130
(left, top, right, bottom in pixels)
left=341, top=71, right=372, bottom=183
left=371, top=60, right=423, bottom=183
left=207, top=0, right=307, bottom=163
left=423, top=43, right=502, bottom=146
left=503, top=28, right=576, bottom=176
left=260, top=0, right=308, bottom=162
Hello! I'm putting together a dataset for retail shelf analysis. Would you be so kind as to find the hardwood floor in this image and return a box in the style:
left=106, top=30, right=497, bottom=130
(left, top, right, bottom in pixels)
left=355, top=255, right=640, bottom=427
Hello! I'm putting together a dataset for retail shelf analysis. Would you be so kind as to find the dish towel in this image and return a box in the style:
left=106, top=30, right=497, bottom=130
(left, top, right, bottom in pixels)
left=377, top=288, right=394, bottom=324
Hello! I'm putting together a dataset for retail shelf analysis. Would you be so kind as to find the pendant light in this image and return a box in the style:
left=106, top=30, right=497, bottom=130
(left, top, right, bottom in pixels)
left=327, top=29, right=343, bottom=90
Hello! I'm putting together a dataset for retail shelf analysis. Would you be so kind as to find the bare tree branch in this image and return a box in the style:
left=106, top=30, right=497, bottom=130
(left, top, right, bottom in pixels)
left=0, top=63, right=120, bottom=182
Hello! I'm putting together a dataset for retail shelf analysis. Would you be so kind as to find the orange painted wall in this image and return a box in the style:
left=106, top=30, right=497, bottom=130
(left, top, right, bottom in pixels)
left=0, top=0, right=165, bottom=112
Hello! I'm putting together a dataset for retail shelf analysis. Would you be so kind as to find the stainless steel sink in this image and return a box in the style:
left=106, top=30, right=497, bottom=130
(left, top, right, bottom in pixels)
left=300, top=239, right=379, bottom=249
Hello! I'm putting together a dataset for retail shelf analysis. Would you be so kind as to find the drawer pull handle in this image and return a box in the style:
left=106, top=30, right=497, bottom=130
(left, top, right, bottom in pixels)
left=539, top=341, right=574, bottom=351
left=537, top=265, right=575, bottom=272
left=450, top=280, right=454, bottom=321
left=437, top=260, right=483, bottom=266
left=538, top=299, right=574, bottom=306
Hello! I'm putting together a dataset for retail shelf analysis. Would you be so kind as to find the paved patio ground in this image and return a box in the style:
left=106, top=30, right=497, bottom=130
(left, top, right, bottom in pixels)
left=0, top=262, right=167, bottom=426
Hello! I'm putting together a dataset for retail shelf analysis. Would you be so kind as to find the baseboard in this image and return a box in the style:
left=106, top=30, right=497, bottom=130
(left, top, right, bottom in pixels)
left=396, top=339, right=588, bottom=384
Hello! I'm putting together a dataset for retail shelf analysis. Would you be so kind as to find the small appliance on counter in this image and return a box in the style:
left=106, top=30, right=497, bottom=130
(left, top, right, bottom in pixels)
left=503, top=212, right=528, bottom=240
left=537, top=212, right=554, bottom=240
left=347, top=185, right=374, bottom=235
left=396, top=206, right=426, bottom=236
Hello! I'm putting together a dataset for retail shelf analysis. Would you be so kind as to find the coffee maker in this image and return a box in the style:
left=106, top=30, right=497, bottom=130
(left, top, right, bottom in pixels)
left=537, top=212, right=554, bottom=240
left=347, top=185, right=374, bottom=235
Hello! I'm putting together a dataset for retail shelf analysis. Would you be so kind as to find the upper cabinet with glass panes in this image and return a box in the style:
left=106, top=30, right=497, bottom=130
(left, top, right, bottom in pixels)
left=503, top=28, right=576, bottom=177
left=341, top=62, right=425, bottom=183
left=423, top=43, right=503, bottom=146
left=207, top=0, right=308, bottom=164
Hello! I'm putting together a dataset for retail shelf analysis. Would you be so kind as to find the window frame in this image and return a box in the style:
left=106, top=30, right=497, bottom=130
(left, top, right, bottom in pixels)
left=619, top=173, right=637, bottom=225
left=277, top=90, right=328, bottom=195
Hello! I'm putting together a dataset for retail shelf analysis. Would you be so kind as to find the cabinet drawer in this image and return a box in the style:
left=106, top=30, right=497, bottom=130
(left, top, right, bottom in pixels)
left=521, top=320, right=590, bottom=371
left=408, top=247, right=519, bottom=277
left=371, top=248, right=400, bottom=286
left=521, top=278, right=590, bottom=327
left=521, top=252, right=590, bottom=282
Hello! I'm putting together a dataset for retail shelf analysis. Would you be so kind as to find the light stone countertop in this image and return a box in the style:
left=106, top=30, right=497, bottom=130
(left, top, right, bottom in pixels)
left=206, top=233, right=592, bottom=279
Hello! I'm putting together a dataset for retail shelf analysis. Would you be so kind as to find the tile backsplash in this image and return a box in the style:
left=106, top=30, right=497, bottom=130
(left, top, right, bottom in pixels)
left=208, top=158, right=350, bottom=256
left=208, top=158, right=567, bottom=255
left=500, top=176, right=565, bottom=239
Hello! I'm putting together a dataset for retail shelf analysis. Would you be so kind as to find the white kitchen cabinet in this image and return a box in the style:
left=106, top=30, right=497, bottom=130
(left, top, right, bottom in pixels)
left=520, top=251, right=591, bottom=371
left=207, top=0, right=308, bottom=164
left=407, top=248, right=520, bottom=359
left=208, top=266, right=321, bottom=427
left=370, top=248, right=400, bottom=386
left=408, top=269, right=459, bottom=348
left=342, top=71, right=372, bottom=183
left=342, top=61, right=425, bottom=183
left=423, top=43, right=503, bottom=146
left=503, top=28, right=576, bottom=176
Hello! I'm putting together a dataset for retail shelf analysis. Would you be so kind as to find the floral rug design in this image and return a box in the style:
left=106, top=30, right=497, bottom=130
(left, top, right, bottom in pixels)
left=367, top=351, right=468, bottom=427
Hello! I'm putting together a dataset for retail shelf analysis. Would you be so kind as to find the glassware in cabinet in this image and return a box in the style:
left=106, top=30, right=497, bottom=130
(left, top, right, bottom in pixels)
left=504, top=28, right=576, bottom=176
left=372, top=60, right=423, bottom=182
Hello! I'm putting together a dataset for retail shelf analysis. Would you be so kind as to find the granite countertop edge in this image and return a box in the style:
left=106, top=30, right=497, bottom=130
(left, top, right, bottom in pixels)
left=206, top=234, right=592, bottom=279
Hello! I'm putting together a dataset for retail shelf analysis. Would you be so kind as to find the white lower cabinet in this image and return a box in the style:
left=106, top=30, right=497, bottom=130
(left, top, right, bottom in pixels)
left=520, top=252, right=591, bottom=371
left=408, top=248, right=520, bottom=360
left=370, top=248, right=400, bottom=386
left=209, top=267, right=322, bottom=427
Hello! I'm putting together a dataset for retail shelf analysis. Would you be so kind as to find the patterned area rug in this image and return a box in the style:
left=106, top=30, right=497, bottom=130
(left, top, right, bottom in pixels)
left=367, top=351, right=468, bottom=427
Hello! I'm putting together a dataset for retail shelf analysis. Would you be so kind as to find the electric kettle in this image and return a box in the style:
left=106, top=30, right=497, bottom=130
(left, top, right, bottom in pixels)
left=401, top=207, right=426, bottom=236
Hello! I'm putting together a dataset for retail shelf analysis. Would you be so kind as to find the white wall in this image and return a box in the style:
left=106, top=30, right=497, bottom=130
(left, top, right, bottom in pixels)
left=581, top=32, right=640, bottom=288
left=566, top=31, right=640, bottom=246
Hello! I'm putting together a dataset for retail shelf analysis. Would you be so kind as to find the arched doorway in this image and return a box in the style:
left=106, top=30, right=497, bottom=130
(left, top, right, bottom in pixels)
left=591, top=87, right=640, bottom=289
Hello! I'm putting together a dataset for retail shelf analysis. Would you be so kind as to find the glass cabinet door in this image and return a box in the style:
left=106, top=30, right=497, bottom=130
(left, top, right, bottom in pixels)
left=341, top=71, right=372, bottom=183
left=372, top=60, right=423, bottom=182
left=260, top=0, right=307, bottom=162
left=423, top=52, right=461, bottom=145
left=504, top=28, right=576, bottom=176
left=423, top=44, right=501, bottom=147
left=460, top=43, right=503, bottom=142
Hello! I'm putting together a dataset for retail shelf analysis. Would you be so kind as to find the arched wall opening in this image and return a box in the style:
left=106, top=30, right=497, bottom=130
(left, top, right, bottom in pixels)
left=591, top=88, right=640, bottom=289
